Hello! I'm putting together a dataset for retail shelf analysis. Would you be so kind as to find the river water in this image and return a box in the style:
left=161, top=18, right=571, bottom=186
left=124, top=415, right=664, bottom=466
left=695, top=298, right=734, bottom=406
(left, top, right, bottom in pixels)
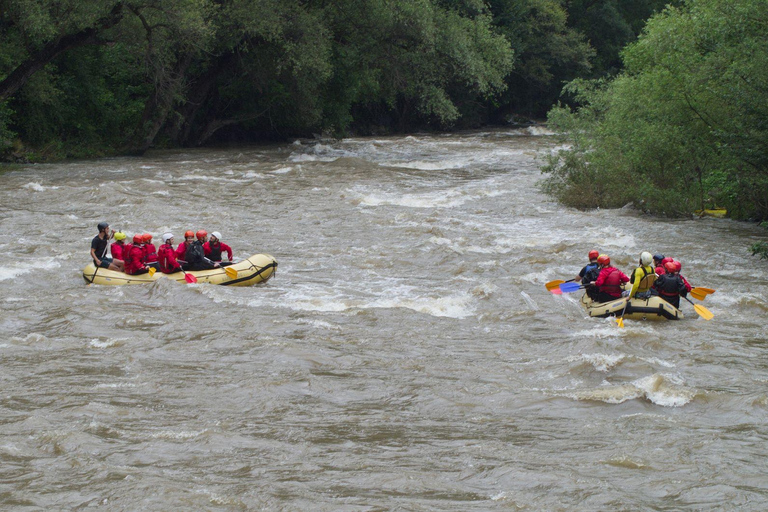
left=1, top=129, right=767, bottom=510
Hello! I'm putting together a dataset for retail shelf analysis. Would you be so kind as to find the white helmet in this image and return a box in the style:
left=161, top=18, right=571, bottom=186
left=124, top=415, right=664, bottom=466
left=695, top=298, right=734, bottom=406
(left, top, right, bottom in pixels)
left=162, top=233, right=174, bottom=243
left=640, top=251, right=653, bottom=266
left=211, top=231, right=222, bottom=240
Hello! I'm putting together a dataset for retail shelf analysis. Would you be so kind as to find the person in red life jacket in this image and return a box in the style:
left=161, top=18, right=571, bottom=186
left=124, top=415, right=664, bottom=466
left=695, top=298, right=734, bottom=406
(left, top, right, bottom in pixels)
left=110, top=232, right=128, bottom=261
left=673, top=260, right=692, bottom=294
left=653, top=253, right=665, bottom=276
left=142, top=233, right=159, bottom=269
left=90, top=222, right=124, bottom=271
left=593, top=254, right=630, bottom=304
left=124, top=234, right=150, bottom=275
left=157, top=233, right=182, bottom=274
left=186, top=230, right=219, bottom=271
left=652, top=261, right=688, bottom=309
left=176, top=230, right=195, bottom=269
left=204, top=231, right=234, bottom=266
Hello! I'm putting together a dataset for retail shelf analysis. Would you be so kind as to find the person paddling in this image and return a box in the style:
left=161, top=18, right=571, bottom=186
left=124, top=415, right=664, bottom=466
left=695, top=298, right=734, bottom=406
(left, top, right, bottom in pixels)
left=158, top=233, right=183, bottom=274
left=185, top=230, right=219, bottom=271
left=575, top=250, right=601, bottom=300
left=176, top=230, right=195, bottom=269
left=593, top=254, right=629, bottom=303
left=628, top=251, right=656, bottom=299
left=652, top=261, right=688, bottom=309
left=90, top=222, right=124, bottom=272
left=142, top=233, right=159, bottom=269
left=204, top=231, right=234, bottom=266
left=124, top=234, right=150, bottom=275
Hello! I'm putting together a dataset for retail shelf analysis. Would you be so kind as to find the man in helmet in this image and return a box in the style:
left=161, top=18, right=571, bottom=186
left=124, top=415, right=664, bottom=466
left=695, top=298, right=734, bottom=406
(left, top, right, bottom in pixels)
left=575, top=250, right=601, bottom=300
left=158, top=233, right=182, bottom=274
left=628, top=251, right=656, bottom=299
left=203, top=231, right=233, bottom=266
left=593, top=254, right=629, bottom=304
left=184, top=230, right=219, bottom=271
left=90, top=222, right=124, bottom=272
left=652, top=261, right=688, bottom=308
left=124, top=234, right=150, bottom=275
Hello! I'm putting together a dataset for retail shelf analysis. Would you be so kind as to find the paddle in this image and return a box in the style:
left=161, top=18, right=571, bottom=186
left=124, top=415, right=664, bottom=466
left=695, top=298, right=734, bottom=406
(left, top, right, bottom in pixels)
left=546, top=278, right=574, bottom=291
left=615, top=298, right=630, bottom=328
left=148, top=267, right=156, bottom=277
left=225, top=266, right=238, bottom=279
left=559, top=281, right=586, bottom=293
left=690, top=287, right=715, bottom=301
left=682, top=295, right=714, bottom=320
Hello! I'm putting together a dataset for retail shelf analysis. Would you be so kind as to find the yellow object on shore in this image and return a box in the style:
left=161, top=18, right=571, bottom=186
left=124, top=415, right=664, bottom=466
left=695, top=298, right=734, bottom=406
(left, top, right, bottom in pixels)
left=694, top=208, right=727, bottom=218
left=82, top=253, right=277, bottom=286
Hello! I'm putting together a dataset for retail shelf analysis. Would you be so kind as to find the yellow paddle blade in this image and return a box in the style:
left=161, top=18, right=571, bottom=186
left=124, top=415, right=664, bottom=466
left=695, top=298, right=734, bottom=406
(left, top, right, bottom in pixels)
left=545, top=279, right=565, bottom=291
left=148, top=267, right=156, bottom=277
left=693, top=287, right=715, bottom=295
left=616, top=316, right=625, bottom=328
left=690, top=289, right=707, bottom=301
left=225, top=266, right=238, bottom=279
left=694, top=304, right=714, bottom=320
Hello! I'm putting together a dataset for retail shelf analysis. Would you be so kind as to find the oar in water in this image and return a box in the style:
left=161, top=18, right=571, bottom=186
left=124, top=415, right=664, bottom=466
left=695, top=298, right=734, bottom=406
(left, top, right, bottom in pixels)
left=546, top=278, right=574, bottom=291
left=615, top=298, right=630, bottom=328
left=225, top=266, right=238, bottom=279
left=148, top=267, right=156, bottom=277
left=176, top=260, right=199, bottom=284
left=682, top=295, right=713, bottom=320
left=690, top=287, right=716, bottom=301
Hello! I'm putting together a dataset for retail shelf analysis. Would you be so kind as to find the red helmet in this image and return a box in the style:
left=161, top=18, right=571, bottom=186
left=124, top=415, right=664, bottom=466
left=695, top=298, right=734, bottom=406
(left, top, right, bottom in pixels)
left=661, top=257, right=674, bottom=266
left=588, top=250, right=599, bottom=260
left=132, top=234, right=143, bottom=244
left=184, top=230, right=195, bottom=239
left=142, top=233, right=152, bottom=243
left=655, top=266, right=665, bottom=275
left=664, top=261, right=677, bottom=274
left=597, top=254, right=610, bottom=266
left=196, top=230, right=207, bottom=240
left=673, top=260, right=682, bottom=272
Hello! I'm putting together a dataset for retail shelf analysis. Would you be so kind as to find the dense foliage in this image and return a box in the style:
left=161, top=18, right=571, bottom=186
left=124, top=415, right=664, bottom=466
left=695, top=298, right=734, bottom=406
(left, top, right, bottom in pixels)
left=542, top=0, right=768, bottom=221
left=0, top=0, right=668, bottom=160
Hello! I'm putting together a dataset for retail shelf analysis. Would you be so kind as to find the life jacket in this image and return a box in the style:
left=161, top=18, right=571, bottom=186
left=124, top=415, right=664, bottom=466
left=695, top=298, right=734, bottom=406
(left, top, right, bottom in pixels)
left=186, top=241, right=205, bottom=264
left=124, top=244, right=146, bottom=275
left=583, top=263, right=600, bottom=284
left=654, top=274, right=685, bottom=297
left=110, top=241, right=125, bottom=260
left=143, top=243, right=158, bottom=263
left=597, top=267, right=626, bottom=297
left=205, top=241, right=222, bottom=261
left=631, top=265, right=656, bottom=292
left=157, top=244, right=180, bottom=273
left=122, top=243, right=134, bottom=266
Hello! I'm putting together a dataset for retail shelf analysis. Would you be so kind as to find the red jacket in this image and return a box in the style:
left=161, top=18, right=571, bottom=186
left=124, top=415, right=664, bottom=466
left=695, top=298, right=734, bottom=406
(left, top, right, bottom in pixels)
left=203, top=241, right=233, bottom=261
left=110, top=241, right=126, bottom=260
left=143, top=242, right=158, bottom=263
left=158, top=244, right=181, bottom=273
left=124, top=244, right=148, bottom=275
left=176, top=242, right=190, bottom=263
left=595, top=266, right=629, bottom=297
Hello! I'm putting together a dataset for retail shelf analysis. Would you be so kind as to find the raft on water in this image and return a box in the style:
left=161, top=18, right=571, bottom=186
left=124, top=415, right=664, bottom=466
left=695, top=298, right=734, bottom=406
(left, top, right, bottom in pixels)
left=82, top=253, right=277, bottom=286
left=580, top=292, right=683, bottom=320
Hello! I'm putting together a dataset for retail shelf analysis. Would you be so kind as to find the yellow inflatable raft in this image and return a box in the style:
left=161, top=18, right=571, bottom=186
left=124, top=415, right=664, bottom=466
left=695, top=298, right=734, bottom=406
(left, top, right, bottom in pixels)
left=580, top=292, right=683, bottom=320
left=82, top=253, right=277, bottom=286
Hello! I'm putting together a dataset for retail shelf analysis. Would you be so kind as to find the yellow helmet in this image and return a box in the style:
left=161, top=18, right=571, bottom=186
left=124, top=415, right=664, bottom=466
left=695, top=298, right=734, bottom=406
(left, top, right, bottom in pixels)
left=114, top=232, right=126, bottom=241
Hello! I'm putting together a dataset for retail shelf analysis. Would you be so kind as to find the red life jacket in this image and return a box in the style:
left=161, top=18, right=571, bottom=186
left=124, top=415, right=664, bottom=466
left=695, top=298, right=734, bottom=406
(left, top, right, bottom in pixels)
left=158, top=244, right=180, bottom=273
left=110, top=241, right=125, bottom=260
left=596, top=267, right=628, bottom=297
left=124, top=245, right=146, bottom=275
left=143, top=242, right=158, bottom=263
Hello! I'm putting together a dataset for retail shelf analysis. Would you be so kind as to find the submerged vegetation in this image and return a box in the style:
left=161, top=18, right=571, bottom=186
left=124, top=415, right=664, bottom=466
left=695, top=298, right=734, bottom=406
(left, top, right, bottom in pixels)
left=542, top=0, right=768, bottom=221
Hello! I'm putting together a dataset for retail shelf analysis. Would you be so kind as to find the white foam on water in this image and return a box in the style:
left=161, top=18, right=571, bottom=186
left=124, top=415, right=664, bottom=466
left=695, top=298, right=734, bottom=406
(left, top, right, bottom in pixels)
left=565, top=373, right=694, bottom=407
left=351, top=188, right=467, bottom=208
left=23, top=182, right=59, bottom=191
left=150, top=429, right=208, bottom=440
left=0, top=257, right=61, bottom=281
left=569, top=353, right=626, bottom=372
left=382, top=159, right=468, bottom=170
left=271, top=167, right=293, bottom=174
left=89, top=338, right=121, bottom=349
left=152, top=190, right=170, bottom=196
left=520, top=291, right=539, bottom=311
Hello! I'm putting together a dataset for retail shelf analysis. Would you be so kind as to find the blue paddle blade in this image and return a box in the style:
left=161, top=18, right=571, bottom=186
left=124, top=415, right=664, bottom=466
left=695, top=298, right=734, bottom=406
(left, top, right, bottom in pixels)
left=559, top=282, right=583, bottom=293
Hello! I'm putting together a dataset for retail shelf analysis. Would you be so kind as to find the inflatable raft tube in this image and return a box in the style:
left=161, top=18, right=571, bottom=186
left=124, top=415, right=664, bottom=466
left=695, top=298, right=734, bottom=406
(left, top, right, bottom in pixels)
left=580, top=292, right=683, bottom=320
left=83, top=253, right=277, bottom=286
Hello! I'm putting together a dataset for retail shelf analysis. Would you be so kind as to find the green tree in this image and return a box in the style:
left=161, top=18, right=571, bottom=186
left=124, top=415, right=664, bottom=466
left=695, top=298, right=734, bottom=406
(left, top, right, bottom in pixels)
left=543, top=0, right=768, bottom=220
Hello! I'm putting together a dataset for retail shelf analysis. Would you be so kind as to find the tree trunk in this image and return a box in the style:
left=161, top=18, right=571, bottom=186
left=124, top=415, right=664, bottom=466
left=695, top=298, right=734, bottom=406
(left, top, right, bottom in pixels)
left=0, top=3, right=124, bottom=101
